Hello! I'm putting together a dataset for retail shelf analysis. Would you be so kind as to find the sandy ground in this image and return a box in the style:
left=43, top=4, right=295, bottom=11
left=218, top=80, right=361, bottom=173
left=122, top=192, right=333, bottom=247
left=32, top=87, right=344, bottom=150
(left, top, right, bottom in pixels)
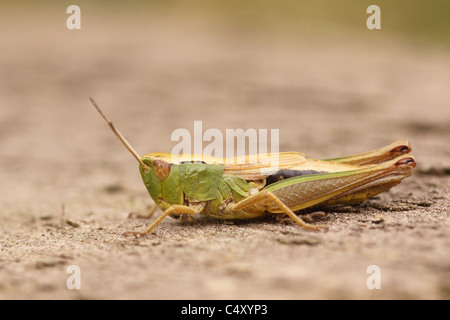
left=0, top=9, right=449, bottom=300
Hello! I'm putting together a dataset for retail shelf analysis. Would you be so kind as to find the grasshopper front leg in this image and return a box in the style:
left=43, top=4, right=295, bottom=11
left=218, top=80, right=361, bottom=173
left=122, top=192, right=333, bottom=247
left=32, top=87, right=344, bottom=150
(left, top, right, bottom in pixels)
left=124, top=204, right=203, bottom=237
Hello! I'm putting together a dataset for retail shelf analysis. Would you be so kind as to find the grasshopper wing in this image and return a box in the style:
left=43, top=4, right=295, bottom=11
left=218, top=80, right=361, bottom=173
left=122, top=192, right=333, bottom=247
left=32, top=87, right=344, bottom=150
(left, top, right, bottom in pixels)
left=223, top=152, right=306, bottom=180
left=145, top=152, right=306, bottom=180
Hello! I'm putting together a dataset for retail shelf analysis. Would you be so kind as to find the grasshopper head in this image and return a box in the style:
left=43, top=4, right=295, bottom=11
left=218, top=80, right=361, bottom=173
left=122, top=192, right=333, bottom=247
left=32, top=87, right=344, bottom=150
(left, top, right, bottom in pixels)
left=139, top=155, right=182, bottom=208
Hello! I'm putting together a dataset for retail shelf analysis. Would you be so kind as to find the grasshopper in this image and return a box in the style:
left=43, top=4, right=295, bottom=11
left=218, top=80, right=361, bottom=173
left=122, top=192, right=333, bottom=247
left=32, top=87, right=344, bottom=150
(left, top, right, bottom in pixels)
left=90, top=97, right=416, bottom=236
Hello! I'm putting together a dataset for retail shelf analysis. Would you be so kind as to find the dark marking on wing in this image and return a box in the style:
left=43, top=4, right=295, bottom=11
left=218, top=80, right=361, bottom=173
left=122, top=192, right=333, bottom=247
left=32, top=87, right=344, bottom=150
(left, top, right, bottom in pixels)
left=180, top=161, right=207, bottom=164
left=266, top=169, right=327, bottom=186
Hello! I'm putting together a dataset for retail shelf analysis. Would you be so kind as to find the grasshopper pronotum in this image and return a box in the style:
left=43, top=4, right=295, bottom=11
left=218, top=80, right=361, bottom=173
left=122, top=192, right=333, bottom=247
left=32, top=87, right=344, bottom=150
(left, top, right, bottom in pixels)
left=90, top=97, right=415, bottom=236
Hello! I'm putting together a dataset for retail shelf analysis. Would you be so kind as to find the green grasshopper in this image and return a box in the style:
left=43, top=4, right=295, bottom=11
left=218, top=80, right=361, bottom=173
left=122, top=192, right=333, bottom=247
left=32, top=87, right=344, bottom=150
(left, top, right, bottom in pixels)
left=90, top=97, right=416, bottom=237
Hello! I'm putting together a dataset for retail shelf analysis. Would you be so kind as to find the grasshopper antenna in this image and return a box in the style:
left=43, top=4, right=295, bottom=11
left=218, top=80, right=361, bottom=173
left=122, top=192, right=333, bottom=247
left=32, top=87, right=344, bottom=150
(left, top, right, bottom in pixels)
left=89, top=97, right=150, bottom=171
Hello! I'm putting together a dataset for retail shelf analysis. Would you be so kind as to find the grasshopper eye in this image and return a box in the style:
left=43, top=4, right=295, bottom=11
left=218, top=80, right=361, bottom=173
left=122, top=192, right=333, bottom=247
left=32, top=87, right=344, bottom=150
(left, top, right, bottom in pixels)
left=153, top=159, right=171, bottom=181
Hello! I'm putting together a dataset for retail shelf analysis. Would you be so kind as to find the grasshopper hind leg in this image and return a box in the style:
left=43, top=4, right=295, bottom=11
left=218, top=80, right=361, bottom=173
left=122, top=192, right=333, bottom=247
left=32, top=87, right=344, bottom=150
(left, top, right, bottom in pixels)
left=321, top=157, right=415, bottom=207
left=228, top=190, right=326, bottom=231
left=323, top=140, right=412, bottom=165
left=321, top=180, right=402, bottom=207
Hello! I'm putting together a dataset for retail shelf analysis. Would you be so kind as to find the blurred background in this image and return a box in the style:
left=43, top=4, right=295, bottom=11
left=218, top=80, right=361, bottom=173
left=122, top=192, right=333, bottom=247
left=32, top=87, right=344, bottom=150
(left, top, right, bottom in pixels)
left=0, top=0, right=449, bottom=299
left=1, top=0, right=448, bottom=203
